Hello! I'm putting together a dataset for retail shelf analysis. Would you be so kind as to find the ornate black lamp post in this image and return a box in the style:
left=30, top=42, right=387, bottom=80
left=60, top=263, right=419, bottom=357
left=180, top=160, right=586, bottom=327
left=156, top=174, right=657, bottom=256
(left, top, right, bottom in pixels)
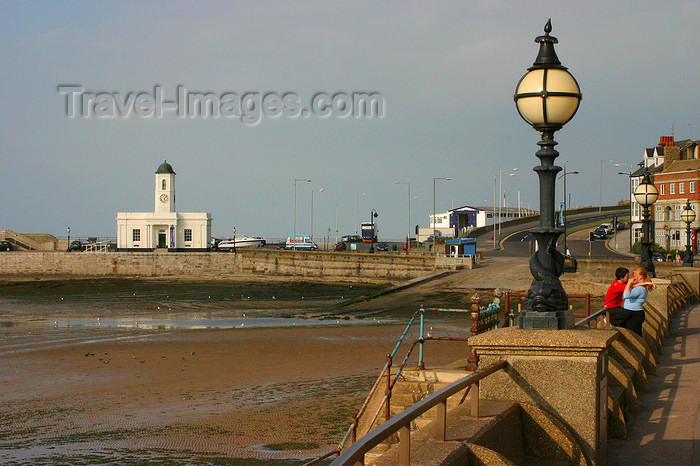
left=681, top=200, right=696, bottom=267
left=514, top=19, right=582, bottom=330
left=369, top=209, right=378, bottom=253
left=634, top=169, right=658, bottom=277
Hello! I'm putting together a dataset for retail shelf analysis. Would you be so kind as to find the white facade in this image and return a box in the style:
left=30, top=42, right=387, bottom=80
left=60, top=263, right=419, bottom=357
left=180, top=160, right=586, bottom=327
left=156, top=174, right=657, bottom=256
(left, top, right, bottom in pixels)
left=116, top=161, right=212, bottom=250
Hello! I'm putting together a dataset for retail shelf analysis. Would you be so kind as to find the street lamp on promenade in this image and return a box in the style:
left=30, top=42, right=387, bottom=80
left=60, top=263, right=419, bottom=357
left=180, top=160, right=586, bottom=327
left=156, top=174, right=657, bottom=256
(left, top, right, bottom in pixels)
left=513, top=19, right=582, bottom=329
left=599, top=159, right=614, bottom=212
left=681, top=200, right=696, bottom=267
left=67, top=227, right=71, bottom=252
left=498, top=169, right=518, bottom=235
left=369, top=209, right=378, bottom=253
left=433, top=177, right=451, bottom=255
left=293, top=179, right=311, bottom=250
left=634, top=168, right=658, bottom=277
left=395, top=181, right=411, bottom=250
left=310, top=188, right=325, bottom=240
left=618, top=169, right=634, bottom=251
left=354, top=192, right=366, bottom=234
left=558, top=169, right=579, bottom=254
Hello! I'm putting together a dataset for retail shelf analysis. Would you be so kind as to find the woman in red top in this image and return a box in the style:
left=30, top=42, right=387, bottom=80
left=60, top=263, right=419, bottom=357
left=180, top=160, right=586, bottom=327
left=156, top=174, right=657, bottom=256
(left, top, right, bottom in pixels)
left=604, top=267, right=629, bottom=327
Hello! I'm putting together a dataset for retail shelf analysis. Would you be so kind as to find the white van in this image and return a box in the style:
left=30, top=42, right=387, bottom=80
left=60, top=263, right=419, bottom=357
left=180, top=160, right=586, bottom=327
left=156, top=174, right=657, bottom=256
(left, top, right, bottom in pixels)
left=285, top=235, right=318, bottom=250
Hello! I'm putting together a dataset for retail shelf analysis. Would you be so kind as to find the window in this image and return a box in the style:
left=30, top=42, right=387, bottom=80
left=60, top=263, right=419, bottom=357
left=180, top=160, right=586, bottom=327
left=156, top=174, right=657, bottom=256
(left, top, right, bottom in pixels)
left=691, top=181, right=696, bottom=194
left=679, top=182, right=685, bottom=194
left=660, top=184, right=665, bottom=195
left=162, top=179, right=166, bottom=190
left=184, top=229, right=192, bottom=242
left=675, top=204, right=682, bottom=221
left=670, top=183, right=675, bottom=195
left=132, top=229, right=140, bottom=241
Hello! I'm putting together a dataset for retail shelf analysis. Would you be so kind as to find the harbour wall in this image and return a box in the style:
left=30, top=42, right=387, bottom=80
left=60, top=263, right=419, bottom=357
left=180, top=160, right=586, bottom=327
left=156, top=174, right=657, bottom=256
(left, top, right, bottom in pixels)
left=0, top=250, right=438, bottom=284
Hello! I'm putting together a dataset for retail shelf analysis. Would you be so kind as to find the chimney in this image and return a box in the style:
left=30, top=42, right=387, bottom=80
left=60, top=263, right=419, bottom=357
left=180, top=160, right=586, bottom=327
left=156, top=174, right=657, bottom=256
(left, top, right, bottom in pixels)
left=659, top=136, right=676, bottom=147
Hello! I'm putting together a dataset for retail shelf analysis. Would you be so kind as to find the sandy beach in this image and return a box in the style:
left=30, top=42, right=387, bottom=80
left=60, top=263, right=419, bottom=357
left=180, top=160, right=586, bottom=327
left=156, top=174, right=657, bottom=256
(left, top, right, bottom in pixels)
left=0, top=320, right=471, bottom=464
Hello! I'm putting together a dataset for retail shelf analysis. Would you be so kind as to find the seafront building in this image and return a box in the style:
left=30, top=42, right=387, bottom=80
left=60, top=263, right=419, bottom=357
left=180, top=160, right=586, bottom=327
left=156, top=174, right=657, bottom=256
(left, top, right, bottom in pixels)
left=420, top=206, right=537, bottom=241
left=627, top=136, right=700, bottom=248
left=116, top=161, right=212, bottom=251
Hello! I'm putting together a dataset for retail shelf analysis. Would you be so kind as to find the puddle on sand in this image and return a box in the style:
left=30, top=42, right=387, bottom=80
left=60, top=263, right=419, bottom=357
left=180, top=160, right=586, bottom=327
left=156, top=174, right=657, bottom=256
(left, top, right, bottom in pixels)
left=45, top=316, right=387, bottom=330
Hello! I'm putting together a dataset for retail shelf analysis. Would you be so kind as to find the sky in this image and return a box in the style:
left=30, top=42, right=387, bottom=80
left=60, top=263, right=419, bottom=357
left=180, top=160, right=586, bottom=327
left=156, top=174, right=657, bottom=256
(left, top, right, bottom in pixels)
left=1, top=0, right=698, bottom=242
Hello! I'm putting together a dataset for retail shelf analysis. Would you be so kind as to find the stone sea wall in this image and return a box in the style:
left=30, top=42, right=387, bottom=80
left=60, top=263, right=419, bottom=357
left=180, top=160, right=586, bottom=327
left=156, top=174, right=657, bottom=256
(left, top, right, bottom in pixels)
left=0, top=250, right=437, bottom=284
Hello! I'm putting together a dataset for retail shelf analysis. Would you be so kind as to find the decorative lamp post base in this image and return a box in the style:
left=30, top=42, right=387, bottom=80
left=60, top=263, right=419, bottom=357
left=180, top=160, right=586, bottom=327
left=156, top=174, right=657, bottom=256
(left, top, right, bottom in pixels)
left=519, top=228, right=573, bottom=330
left=518, top=309, right=574, bottom=330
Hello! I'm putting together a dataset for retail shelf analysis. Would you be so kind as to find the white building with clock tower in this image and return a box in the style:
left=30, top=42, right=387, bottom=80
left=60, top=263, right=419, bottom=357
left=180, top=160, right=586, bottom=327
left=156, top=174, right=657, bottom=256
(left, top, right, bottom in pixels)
left=116, top=161, right=212, bottom=251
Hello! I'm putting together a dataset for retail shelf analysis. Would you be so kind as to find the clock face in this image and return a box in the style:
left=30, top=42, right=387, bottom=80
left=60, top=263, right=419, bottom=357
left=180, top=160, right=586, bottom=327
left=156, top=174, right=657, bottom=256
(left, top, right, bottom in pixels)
left=160, top=194, right=169, bottom=202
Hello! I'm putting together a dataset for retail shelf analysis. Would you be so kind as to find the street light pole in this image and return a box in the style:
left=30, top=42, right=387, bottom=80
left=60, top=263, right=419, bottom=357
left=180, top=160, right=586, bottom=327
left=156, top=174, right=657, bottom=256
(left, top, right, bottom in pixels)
left=310, top=188, right=324, bottom=240
left=558, top=168, right=579, bottom=254
left=293, top=179, right=311, bottom=250
left=369, top=209, right=378, bottom=253
left=395, top=181, right=410, bottom=249
left=433, top=177, right=451, bottom=255
left=599, top=159, right=614, bottom=212
left=67, top=227, right=71, bottom=252
left=498, top=169, right=518, bottom=235
left=354, top=192, right=366, bottom=234
left=681, top=199, right=696, bottom=267
left=634, top=168, right=658, bottom=277
left=618, top=169, right=633, bottom=252
left=513, top=19, right=582, bottom=329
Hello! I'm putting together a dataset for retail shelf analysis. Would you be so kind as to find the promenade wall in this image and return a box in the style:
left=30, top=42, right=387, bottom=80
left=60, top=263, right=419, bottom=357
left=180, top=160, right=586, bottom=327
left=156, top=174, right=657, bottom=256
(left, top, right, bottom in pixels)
left=0, top=250, right=437, bottom=284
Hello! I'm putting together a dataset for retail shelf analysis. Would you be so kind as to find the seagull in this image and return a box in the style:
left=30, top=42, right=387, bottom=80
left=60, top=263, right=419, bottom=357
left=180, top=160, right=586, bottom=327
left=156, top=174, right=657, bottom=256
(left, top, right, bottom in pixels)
left=189, top=351, right=195, bottom=356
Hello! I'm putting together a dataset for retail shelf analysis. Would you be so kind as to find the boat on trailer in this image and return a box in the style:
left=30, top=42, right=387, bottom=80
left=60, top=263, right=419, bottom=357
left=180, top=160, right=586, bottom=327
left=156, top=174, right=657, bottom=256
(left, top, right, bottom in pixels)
left=217, top=236, right=266, bottom=250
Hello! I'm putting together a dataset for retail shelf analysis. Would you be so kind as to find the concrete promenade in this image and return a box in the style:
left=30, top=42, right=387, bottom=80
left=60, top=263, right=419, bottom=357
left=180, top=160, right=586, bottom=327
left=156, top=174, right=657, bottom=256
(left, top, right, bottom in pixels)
left=607, top=302, right=700, bottom=465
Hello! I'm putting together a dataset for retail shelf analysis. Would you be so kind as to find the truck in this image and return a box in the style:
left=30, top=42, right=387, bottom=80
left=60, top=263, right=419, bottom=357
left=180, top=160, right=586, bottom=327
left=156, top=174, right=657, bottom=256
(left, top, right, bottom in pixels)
left=361, top=222, right=378, bottom=242
left=285, top=234, right=318, bottom=250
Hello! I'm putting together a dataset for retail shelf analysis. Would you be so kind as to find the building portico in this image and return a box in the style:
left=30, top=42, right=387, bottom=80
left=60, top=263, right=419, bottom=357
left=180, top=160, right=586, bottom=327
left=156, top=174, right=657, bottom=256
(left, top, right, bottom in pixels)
left=116, top=161, right=212, bottom=251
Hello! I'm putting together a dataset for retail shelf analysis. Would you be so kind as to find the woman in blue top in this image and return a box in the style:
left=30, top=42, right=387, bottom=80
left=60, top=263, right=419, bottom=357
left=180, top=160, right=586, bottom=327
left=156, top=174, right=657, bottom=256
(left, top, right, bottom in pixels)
left=622, top=267, right=656, bottom=336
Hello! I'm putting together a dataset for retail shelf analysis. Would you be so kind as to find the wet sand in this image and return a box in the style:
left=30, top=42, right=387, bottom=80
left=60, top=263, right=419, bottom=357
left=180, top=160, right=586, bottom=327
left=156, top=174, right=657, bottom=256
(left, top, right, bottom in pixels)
left=0, top=321, right=471, bottom=464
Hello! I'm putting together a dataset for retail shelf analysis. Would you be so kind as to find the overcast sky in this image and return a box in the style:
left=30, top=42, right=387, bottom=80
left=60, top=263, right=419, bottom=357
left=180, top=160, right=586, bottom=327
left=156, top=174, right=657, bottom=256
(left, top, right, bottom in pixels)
left=1, top=1, right=698, bottom=241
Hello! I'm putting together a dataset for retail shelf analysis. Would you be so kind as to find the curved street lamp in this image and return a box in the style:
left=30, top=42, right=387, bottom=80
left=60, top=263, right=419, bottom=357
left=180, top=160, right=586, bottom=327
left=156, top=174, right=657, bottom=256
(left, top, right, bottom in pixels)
left=633, top=169, right=658, bottom=277
left=558, top=169, right=579, bottom=254
left=311, top=187, right=325, bottom=240
left=681, top=200, right=696, bottom=267
left=513, top=19, right=582, bottom=330
left=433, top=177, right=451, bottom=256
left=293, top=179, right=311, bottom=250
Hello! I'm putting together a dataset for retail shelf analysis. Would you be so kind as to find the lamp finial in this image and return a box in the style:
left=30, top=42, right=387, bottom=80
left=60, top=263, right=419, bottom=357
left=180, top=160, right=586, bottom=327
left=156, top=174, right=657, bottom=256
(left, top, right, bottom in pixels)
left=544, top=18, right=552, bottom=35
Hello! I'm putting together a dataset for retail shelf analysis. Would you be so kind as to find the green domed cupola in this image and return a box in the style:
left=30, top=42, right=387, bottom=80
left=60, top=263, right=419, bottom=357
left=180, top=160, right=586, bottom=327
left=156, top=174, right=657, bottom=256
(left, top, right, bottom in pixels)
left=156, top=159, right=176, bottom=174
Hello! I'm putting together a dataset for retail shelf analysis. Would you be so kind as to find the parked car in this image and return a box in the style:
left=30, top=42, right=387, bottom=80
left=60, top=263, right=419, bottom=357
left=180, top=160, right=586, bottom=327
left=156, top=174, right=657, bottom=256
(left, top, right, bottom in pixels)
left=375, top=242, right=389, bottom=251
left=592, top=227, right=607, bottom=239
left=599, top=223, right=614, bottom=234
left=615, top=220, right=626, bottom=230
left=334, top=242, right=347, bottom=251
left=651, top=252, right=665, bottom=262
left=68, top=240, right=83, bottom=251
left=0, top=240, right=12, bottom=251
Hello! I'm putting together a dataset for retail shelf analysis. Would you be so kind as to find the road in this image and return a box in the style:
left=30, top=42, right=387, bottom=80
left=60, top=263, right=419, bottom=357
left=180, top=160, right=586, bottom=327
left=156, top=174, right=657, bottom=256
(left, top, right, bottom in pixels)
left=477, top=208, right=631, bottom=259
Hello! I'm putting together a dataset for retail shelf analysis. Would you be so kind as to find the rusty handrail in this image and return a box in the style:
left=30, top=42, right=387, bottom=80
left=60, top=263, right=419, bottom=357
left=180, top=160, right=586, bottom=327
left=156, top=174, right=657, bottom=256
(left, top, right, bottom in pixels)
left=330, top=360, right=508, bottom=466
left=574, top=308, right=609, bottom=328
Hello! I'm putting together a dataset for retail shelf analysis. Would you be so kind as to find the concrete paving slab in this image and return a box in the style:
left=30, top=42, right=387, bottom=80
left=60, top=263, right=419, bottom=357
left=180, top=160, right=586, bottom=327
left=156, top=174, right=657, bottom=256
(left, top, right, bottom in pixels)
left=607, top=302, right=700, bottom=465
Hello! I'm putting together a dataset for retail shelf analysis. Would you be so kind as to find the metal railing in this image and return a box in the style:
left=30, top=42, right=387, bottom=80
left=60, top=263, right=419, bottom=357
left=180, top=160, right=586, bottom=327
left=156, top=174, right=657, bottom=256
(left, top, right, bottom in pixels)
left=304, top=294, right=501, bottom=465
left=330, top=361, right=508, bottom=466
left=84, top=241, right=110, bottom=253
